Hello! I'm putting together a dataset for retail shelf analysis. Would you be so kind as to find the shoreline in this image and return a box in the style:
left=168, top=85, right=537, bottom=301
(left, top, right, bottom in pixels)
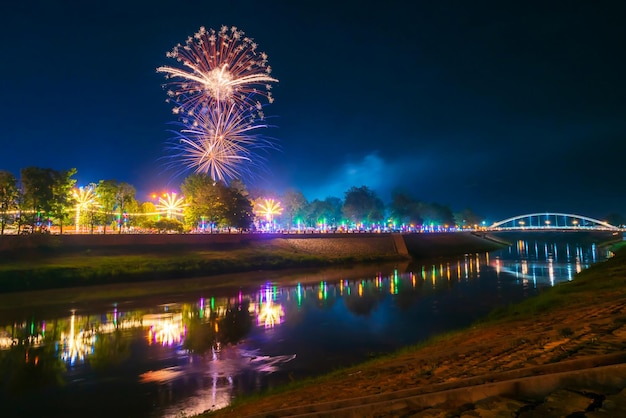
left=0, top=232, right=507, bottom=295
left=203, top=241, right=626, bottom=417
left=1, top=233, right=623, bottom=416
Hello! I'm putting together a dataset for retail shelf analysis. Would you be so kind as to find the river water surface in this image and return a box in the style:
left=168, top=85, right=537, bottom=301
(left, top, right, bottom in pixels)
left=0, top=235, right=613, bottom=417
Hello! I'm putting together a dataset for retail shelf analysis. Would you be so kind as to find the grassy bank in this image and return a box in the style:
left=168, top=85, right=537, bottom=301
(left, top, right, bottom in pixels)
left=0, top=240, right=407, bottom=294
left=0, top=232, right=509, bottom=295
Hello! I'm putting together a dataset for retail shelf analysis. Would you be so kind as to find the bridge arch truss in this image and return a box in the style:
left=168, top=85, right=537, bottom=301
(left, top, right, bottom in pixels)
left=490, top=212, right=621, bottom=231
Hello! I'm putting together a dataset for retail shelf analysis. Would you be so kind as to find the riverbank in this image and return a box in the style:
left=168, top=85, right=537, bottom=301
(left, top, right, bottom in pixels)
left=204, top=241, right=626, bottom=417
left=0, top=232, right=505, bottom=295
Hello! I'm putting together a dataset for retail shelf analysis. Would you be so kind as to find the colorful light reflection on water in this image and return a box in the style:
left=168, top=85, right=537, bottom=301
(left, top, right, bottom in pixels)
left=0, top=237, right=613, bottom=417
left=255, top=283, right=285, bottom=328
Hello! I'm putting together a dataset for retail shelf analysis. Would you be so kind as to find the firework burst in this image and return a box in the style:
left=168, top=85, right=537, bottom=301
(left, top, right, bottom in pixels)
left=157, top=25, right=278, bottom=116
left=165, top=102, right=276, bottom=182
left=159, top=25, right=279, bottom=183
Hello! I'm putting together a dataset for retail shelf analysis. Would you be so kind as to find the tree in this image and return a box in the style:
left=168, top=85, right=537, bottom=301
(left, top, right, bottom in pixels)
left=181, top=174, right=226, bottom=231
left=20, top=167, right=55, bottom=232
left=155, top=218, right=184, bottom=234
left=303, top=198, right=341, bottom=230
left=388, top=191, right=423, bottom=229
left=137, top=201, right=158, bottom=229
left=342, top=186, right=385, bottom=227
left=324, top=196, right=343, bottom=229
left=181, top=175, right=254, bottom=232
left=49, top=168, right=77, bottom=234
left=125, top=198, right=141, bottom=230
left=0, top=170, right=19, bottom=235
left=115, top=183, right=136, bottom=233
left=221, top=184, right=254, bottom=231
left=420, top=202, right=455, bottom=228
left=96, top=180, right=118, bottom=234
left=282, top=189, right=308, bottom=230
left=92, top=180, right=137, bottom=233
left=454, top=208, right=484, bottom=229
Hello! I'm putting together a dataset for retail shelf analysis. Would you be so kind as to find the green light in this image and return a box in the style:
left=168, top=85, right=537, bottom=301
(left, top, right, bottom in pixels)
left=296, top=283, right=302, bottom=306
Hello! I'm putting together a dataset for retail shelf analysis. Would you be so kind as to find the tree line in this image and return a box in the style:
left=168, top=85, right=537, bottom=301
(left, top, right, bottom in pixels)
left=0, top=167, right=486, bottom=235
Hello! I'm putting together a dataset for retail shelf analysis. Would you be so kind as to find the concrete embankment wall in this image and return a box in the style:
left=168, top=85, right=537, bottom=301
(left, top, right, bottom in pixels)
left=402, top=232, right=507, bottom=258
left=0, top=232, right=505, bottom=258
left=271, top=234, right=404, bottom=257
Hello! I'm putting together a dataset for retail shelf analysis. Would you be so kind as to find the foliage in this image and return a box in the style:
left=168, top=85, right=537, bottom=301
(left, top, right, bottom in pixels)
left=454, top=208, right=484, bottom=229
left=282, top=189, right=308, bottom=230
left=342, top=186, right=385, bottom=226
left=48, top=168, right=77, bottom=234
left=94, top=180, right=136, bottom=234
left=155, top=218, right=184, bottom=233
left=20, top=167, right=55, bottom=229
left=0, top=170, right=19, bottom=235
left=181, top=174, right=253, bottom=231
left=388, top=191, right=423, bottom=228
left=181, top=174, right=226, bottom=231
left=420, top=202, right=455, bottom=227
left=387, top=189, right=459, bottom=229
left=114, top=182, right=136, bottom=234
left=303, top=198, right=336, bottom=228
left=96, top=180, right=118, bottom=234
left=0, top=165, right=562, bottom=234
left=221, top=184, right=254, bottom=231
left=136, top=201, right=158, bottom=228
left=19, top=167, right=77, bottom=233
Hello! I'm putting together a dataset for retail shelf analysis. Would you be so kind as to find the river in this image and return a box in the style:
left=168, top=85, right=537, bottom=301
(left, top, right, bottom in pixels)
left=0, top=234, right=614, bottom=417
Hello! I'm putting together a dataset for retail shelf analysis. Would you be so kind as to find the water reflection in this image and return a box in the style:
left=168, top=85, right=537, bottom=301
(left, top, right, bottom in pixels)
left=256, top=284, right=285, bottom=328
left=0, top=328, right=65, bottom=394
left=495, top=239, right=602, bottom=287
left=0, top=238, right=612, bottom=417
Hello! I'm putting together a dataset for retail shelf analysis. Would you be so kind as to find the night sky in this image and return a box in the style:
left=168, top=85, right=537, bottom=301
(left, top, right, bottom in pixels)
left=2, top=1, right=625, bottom=222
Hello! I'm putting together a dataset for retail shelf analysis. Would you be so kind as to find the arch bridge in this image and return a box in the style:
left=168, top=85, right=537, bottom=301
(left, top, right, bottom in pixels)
left=489, top=212, right=621, bottom=231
